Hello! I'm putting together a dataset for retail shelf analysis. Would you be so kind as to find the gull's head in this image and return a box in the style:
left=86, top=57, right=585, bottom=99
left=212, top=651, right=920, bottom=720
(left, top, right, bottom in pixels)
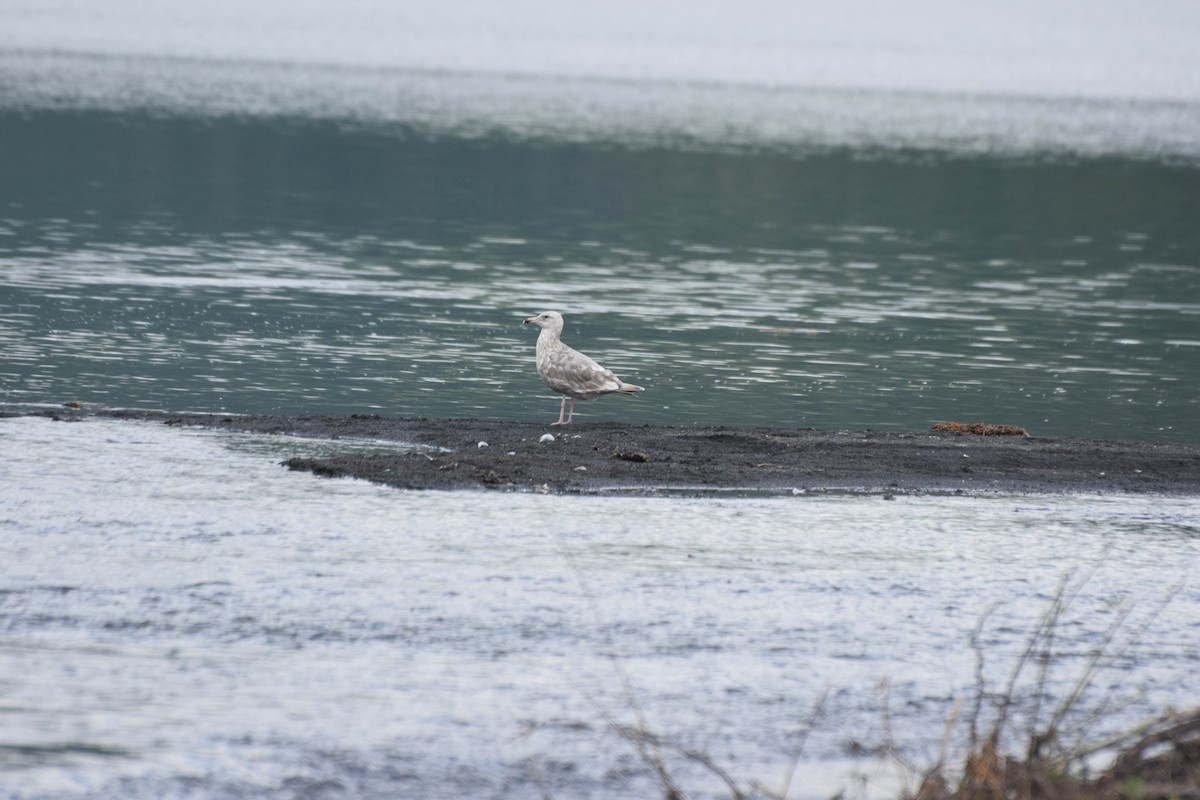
left=522, top=310, right=563, bottom=332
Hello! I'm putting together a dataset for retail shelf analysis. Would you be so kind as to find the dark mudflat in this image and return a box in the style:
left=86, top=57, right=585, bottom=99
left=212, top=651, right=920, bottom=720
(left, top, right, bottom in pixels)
left=12, top=408, right=1200, bottom=496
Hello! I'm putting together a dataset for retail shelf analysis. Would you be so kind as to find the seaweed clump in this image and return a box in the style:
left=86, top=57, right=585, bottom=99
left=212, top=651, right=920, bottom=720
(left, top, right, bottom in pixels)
left=932, top=422, right=1030, bottom=437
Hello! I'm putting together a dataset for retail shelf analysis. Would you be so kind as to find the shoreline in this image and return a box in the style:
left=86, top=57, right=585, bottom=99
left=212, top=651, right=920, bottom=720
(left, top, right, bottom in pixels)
left=9, top=408, right=1200, bottom=496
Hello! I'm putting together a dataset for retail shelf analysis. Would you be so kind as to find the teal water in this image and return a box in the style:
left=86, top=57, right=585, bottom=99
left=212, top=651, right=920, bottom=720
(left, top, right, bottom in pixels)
left=2, top=109, right=1198, bottom=438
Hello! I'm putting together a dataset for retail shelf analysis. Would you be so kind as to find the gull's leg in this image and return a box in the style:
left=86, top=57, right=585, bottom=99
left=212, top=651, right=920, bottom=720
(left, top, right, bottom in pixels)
left=564, top=398, right=575, bottom=425
left=551, top=397, right=568, bottom=426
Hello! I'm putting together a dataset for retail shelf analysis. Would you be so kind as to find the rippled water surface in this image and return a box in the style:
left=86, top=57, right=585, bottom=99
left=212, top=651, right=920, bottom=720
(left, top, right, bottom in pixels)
left=3, top=417, right=1199, bottom=799
left=1, top=4, right=1200, bottom=438
left=2, top=118, right=1199, bottom=438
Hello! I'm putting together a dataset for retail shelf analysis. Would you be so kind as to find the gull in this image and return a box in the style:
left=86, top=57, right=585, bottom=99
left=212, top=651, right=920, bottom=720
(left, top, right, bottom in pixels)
left=522, top=310, right=644, bottom=425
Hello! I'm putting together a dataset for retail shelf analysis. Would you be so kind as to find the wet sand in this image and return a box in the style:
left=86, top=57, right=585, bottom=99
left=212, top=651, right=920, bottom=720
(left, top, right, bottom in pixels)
left=14, top=408, right=1200, bottom=496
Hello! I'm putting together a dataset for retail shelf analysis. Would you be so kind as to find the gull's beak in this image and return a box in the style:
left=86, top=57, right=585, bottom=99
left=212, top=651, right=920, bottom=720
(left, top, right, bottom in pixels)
left=522, top=315, right=536, bottom=325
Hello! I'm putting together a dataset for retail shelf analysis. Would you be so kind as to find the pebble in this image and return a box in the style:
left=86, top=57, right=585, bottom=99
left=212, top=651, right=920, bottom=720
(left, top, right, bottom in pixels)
left=539, top=433, right=555, bottom=443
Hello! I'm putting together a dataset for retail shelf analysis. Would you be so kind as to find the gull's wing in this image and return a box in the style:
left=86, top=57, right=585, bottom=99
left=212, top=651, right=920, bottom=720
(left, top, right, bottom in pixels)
left=539, top=343, right=623, bottom=397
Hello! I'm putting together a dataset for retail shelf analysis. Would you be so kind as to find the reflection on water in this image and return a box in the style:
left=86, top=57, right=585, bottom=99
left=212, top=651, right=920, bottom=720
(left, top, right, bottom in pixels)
left=2, top=417, right=1199, bottom=799
left=1, top=111, right=1198, bottom=439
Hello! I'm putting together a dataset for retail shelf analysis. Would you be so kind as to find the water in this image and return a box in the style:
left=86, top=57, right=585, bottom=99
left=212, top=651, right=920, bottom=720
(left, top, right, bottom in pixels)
left=3, top=115, right=1198, bottom=437
left=3, top=417, right=1199, bottom=800
left=2, top=3, right=1200, bottom=798
left=2, top=3, right=1200, bottom=438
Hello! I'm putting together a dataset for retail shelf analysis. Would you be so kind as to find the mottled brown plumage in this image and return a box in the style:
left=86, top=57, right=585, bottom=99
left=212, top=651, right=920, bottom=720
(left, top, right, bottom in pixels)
left=522, top=310, right=644, bottom=425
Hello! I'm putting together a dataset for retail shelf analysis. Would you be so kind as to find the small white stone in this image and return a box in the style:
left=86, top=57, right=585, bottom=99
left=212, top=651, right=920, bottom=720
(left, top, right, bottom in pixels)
left=574, top=466, right=587, bottom=471
left=539, top=433, right=555, bottom=443
left=477, top=441, right=489, bottom=448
